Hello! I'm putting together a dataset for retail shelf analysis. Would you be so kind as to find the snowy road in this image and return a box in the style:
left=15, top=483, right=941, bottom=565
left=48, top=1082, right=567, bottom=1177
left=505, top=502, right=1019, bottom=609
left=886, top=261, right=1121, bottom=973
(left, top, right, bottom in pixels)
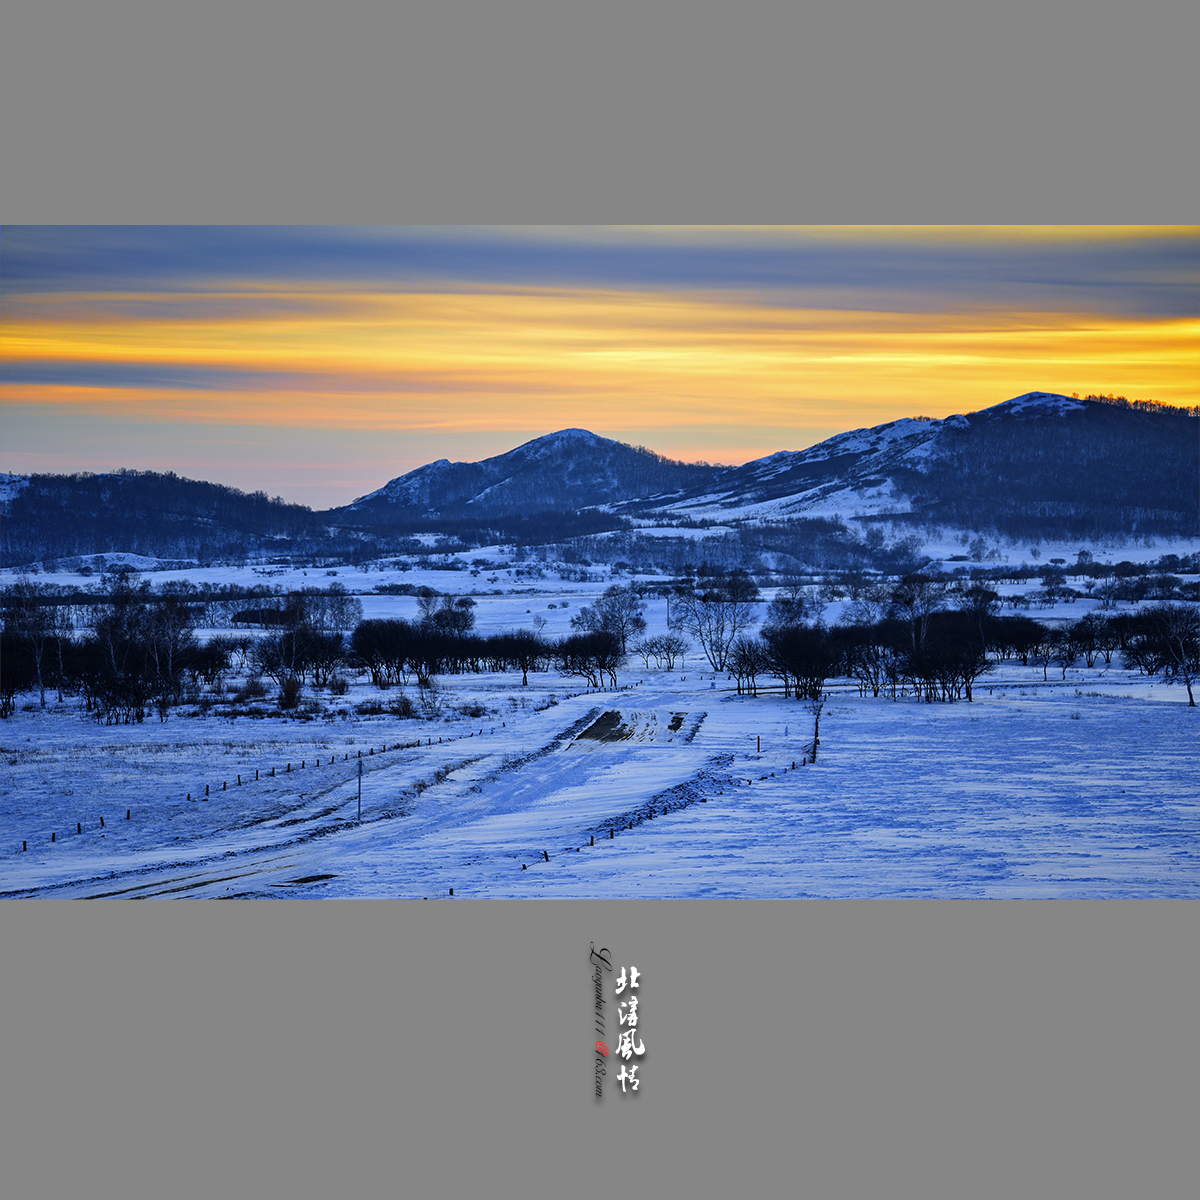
left=3, top=671, right=1198, bottom=897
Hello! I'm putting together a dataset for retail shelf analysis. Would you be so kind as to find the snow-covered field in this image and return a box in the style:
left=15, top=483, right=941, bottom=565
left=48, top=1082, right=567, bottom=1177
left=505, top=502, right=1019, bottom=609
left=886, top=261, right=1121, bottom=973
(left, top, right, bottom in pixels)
left=4, top=650, right=1196, bottom=898
left=4, top=542, right=1198, bottom=899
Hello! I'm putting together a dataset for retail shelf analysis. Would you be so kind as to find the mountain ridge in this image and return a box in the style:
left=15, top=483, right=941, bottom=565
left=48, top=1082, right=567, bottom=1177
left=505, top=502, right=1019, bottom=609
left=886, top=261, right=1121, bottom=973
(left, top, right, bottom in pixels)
left=339, top=392, right=1198, bottom=537
left=3, top=394, right=1196, bottom=566
left=341, top=427, right=720, bottom=520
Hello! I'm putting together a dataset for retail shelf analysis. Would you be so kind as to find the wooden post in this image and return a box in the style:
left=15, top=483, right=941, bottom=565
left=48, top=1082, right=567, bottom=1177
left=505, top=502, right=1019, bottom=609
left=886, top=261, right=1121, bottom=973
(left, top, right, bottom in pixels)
left=591, top=835, right=594, bottom=845
left=77, top=822, right=82, bottom=833
left=126, top=809, right=130, bottom=820
left=205, top=784, right=209, bottom=796
left=100, top=816, right=105, bottom=827
left=52, top=832, right=55, bottom=842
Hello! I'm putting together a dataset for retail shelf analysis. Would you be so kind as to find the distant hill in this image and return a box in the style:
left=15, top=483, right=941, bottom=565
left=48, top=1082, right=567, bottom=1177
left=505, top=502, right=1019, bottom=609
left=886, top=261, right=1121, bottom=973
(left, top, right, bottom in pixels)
left=0, top=470, right=333, bottom=567
left=628, top=393, right=1200, bottom=539
left=338, top=428, right=721, bottom=522
left=340, top=393, right=1198, bottom=541
left=3, top=395, right=1196, bottom=567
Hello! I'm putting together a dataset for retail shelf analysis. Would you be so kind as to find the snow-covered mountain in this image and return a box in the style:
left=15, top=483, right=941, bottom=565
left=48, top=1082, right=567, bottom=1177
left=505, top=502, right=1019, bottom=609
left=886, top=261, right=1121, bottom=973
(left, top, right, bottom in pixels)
left=4, top=394, right=1195, bottom=566
left=338, top=393, right=1198, bottom=541
left=341, top=428, right=720, bottom=521
left=624, top=393, right=1198, bottom=539
left=634, top=393, right=1077, bottom=520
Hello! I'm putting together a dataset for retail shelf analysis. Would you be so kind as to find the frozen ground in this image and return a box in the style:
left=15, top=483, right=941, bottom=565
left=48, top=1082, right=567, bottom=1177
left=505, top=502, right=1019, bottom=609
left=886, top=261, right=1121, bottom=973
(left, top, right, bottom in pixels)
left=3, top=661, right=1196, bottom=899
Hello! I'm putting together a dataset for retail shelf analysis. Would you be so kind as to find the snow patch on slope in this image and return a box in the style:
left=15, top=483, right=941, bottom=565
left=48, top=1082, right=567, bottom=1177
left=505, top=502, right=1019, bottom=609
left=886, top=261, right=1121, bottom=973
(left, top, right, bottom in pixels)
left=991, top=392, right=1088, bottom=417
left=0, top=473, right=30, bottom=505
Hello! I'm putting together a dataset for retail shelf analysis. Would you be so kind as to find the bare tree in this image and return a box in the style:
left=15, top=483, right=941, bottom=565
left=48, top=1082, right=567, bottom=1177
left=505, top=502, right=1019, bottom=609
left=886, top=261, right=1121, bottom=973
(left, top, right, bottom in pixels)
left=889, top=574, right=947, bottom=657
left=431, top=595, right=476, bottom=638
left=670, top=565, right=760, bottom=671
left=763, top=623, right=839, bottom=702
left=556, top=631, right=624, bottom=688
left=844, top=583, right=892, bottom=627
left=728, top=636, right=768, bottom=696
left=501, top=628, right=546, bottom=686
left=765, top=574, right=814, bottom=626
left=952, top=583, right=1002, bottom=646
left=1129, top=604, right=1200, bottom=706
left=415, top=586, right=440, bottom=625
left=4, top=577, right=58, bottom=707
left=658, top=633, right=689, bottom=670
left=631, top=637, right=657, bottom=669
left=570, top=585, right=647, bottom=653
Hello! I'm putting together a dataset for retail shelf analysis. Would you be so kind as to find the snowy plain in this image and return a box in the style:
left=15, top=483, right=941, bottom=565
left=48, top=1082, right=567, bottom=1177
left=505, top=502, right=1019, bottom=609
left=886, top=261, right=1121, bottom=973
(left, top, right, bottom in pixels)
left=2, top=556, right=1197, bottom=900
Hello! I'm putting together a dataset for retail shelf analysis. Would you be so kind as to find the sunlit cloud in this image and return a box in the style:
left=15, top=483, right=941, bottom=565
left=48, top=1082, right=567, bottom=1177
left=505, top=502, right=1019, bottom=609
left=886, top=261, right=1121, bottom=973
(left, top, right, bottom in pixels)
left=2, top=226, right=1195, bottom=507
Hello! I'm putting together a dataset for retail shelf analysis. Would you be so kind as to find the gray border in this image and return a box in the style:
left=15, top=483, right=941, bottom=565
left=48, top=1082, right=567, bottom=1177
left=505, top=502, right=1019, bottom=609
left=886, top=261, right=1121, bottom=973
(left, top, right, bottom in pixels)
left=4, top=901, right=1199, bottom=1197
left=2, top=5, right=1197, bottom=222
left=3, top=4, right=1199, bottom=1197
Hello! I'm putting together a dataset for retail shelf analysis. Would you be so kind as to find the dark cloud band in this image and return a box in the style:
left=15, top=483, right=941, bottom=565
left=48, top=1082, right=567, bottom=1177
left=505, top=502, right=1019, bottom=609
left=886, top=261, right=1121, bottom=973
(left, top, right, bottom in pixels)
left=2, top=226, right=1195, bottom=316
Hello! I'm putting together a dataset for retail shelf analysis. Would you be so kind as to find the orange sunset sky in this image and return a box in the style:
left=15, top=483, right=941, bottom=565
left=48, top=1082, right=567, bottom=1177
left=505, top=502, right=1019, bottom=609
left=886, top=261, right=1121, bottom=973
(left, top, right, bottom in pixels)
left=2, top=225, right=1196, bottom=509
